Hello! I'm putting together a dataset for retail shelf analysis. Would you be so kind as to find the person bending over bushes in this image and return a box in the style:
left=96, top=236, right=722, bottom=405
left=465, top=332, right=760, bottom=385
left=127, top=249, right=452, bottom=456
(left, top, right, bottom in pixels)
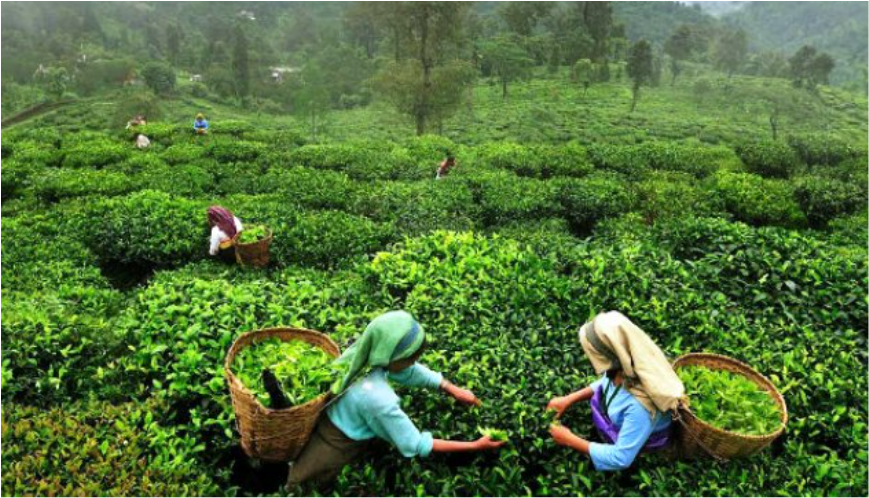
left=436, top=153, right=457, bottom=180
left=547, top=311, right=684, bottom=471
left=287, top=310, right=505, bottom=487
left=207, top=206, right=242, bottom=261
left=193, top=113, right=209, bottom=135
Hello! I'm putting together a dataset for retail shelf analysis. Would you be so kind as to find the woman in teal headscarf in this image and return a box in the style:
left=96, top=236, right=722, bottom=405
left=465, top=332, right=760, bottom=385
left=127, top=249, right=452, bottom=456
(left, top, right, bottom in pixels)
left=287, top=310, right=505, bottom=486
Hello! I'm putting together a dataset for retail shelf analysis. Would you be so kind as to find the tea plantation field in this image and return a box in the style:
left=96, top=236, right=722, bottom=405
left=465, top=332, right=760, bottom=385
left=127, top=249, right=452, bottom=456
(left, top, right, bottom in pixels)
left=2, top=76, right=868, bottom=496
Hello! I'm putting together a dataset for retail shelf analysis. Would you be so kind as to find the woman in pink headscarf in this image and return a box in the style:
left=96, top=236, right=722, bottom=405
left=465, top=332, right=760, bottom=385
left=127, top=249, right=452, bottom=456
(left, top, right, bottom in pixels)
left=207, top=206, right=243, bottom=259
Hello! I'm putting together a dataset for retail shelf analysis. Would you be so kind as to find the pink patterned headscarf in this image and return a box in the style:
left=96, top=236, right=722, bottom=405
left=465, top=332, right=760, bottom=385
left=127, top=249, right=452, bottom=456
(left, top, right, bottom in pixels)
left=207, top=206, right=238, bottom=238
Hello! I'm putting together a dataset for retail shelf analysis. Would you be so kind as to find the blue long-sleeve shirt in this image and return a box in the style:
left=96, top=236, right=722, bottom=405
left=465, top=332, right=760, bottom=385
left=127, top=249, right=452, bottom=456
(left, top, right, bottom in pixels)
left=193, top=119, right=209, bottom=130
left=326, top=363, right=443, bottom=458
left=588, top=376, right=672, bottom=471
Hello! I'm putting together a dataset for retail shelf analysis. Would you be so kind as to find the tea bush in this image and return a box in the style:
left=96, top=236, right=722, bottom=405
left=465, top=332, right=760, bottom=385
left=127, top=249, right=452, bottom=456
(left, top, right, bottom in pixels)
left=736, top=141, right=802, bottom=178
left=62, top=138, right=131, bottom=169
left=708, top=171, right=806, bottom=227
left=477, top=142, right=594, bottom=179
left=557, top=173, right=633, bottom=234
left=787, top=133, right=863, bottom=166
left=1, top=399, right=222, bottom=496
left=793, top=175, right=865, bottom=228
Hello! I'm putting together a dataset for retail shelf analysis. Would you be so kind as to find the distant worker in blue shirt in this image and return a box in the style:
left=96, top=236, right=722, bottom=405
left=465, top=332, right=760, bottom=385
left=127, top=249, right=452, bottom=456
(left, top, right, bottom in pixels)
left=285, top=310, right=506, bottom=487
left=546, top=311, right=685, bottom=471
left=193, top=113, right=209, bottom=135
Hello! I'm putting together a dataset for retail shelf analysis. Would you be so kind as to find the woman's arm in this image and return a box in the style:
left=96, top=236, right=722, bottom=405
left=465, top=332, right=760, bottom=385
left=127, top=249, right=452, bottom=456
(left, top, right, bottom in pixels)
left=549, top=424, right=591, bottom=454
left=432, top=436, right=505, bottom=453
left=440, top=379, right=482, bottom=406
left=546, top=386, right=594, bottom=417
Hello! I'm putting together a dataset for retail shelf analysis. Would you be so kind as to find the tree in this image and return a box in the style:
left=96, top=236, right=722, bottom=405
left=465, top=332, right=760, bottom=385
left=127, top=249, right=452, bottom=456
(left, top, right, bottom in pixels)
left=712, top=29, right=747, bottom=78
left=231, top=24, right=250, bottom=98
left=37, top=67, right=69, bottom=100
left=372, top=59, right=475, bottom=135
left=295, top=61, right=330, bottom=141
left=481, top=36, right=533, bottom=99
left=574, top=59, right=594, bottom=95
left=583, top=1, right=613, bottom=78
left=369, top=2, right=471, bottom=135
left=627, top=39, right=653, bottom=112
left=664, top=25, right=694, bottom=85
left=166, top=24, right=183, bottom=65
left=499, top=2, right=553, bottom=37
left=788, top=45, right=835, bottom=88
left=140, top=61, right=176, bottom=95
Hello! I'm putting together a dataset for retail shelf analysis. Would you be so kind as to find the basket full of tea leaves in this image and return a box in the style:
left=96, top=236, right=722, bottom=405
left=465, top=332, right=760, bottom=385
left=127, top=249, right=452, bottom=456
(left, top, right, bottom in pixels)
left=224, top=327, right=341, bottom=462
left=672, top=353, right=787, bottom=460
left=232, top=224, right=272, bottom=268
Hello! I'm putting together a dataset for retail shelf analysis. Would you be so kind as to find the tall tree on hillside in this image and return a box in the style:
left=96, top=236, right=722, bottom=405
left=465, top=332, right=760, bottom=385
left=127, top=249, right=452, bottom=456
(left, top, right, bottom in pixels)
left=232, top=24, right=250, bottom=98
left=712, top=28, right=747, bottom=78
left=583, top=1, right=613, bottom=80
left=166, top=24, right=183, bottom=65
left=627, top=39, right=653, bottom=112
left=481, top=35, right=534, bottom=99
left=664, top=25, right=694, bottom=85
left=500, top=2, right=554, bottom=37
left=371, top=1, right=472, bottom=135
left=790, top=45, right=836, bottom=88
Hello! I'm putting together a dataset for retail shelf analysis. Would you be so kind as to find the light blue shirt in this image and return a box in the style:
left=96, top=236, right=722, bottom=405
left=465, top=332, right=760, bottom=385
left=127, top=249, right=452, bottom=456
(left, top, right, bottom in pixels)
left=326, top=363, right=443, bottom=458
left=588, top=375, right=672, bottom=471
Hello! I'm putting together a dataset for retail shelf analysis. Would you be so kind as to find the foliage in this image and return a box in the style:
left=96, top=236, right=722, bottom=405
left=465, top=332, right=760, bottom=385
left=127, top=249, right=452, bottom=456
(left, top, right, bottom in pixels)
left=236, top=224, right=270, bottom=244
left=678, top=365, right=782, bottom=435
left=232, top=338, right=341, bottom=407
left=141, top=61, right=177, bottom=95
left=709, top=171, right=806, bottom=227
left=736, top=140, right=802, bottom=178
left=793, top=175, right=865, bottom=228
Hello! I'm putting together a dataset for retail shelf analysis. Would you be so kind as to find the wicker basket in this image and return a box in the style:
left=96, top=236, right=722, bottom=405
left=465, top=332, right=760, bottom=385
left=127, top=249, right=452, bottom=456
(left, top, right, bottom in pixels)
left=672, top=353, right=788, bottom=461
left=232, top=228, right=273, bottom=268
left=225, top=327, right=341, bottom=462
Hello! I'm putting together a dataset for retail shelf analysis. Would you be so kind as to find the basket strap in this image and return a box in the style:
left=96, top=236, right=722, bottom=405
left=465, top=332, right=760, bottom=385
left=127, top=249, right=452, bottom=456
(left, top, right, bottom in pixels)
left=672, top=407, right=728, bottom=463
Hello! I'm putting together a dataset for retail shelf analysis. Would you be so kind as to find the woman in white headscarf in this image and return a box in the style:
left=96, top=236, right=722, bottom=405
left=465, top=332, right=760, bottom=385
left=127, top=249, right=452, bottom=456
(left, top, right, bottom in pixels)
left=546, top=311, right=685, bottom=471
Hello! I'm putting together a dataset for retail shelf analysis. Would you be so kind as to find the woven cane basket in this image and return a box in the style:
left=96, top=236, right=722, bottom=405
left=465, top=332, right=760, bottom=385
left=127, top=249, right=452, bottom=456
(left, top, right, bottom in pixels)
left=672, top=353, right=788, bottom=461
left=225, top=327, right=340, bottom=462
left=232, top=228, right=273, bottom=268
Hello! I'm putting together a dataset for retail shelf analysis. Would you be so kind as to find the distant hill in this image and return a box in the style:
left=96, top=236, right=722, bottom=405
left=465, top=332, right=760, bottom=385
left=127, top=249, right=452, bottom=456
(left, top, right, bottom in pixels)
left=682, top=1, right=747, bottom=17
left=612, top=1, right=717, bottom=44
left=723, top=1, right=868, bottom=87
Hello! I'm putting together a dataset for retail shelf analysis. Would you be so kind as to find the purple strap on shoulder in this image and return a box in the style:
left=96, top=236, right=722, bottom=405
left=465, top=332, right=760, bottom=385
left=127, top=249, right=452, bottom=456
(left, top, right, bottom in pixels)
left=590, top=385, right=671, bottom=453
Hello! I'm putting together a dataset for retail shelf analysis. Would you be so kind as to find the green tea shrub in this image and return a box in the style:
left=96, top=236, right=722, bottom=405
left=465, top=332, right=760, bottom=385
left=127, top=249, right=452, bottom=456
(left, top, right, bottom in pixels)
left=10, top=139, right=62, bottom=167
left=557, top=174, right=632, bottom=234
left=639, top=142, right=738, bottom=178
left=128, top=123, right=182, bottom=143
left=211, top=119, right=253, bottom=137
left=736, top=140, right=802, bottom=178
left=259, top=167, right=361, bottom=210
left=678, top=365, right=782, bottom=435
left=273, top=210, right=397, bottom=268
left=2, top=290, right=127, bottom=404
left=206, top=138, right=264, bottom=163
left=635, top=171, right=724, bottom=223
left=478, top=142, right=593, bottom=179
left=794, top=175, right=864, bottom=228
left=1, top=400, right=221, bottom=496
left=210, top=161, right=268, bottom=196
left=162, top=143, right=207, bottom=165
left=402, top=134, right=456, bottom=164
left=709, top=171, right=805, bottom=227
left=474, top=171, right=562, bottom=226
left=32, top=168, right=136, bottom=201
left=1, top=216, right=108, bottom=293
left=787, top=133, right=863, bottom=166
left=78, top=190, right=205, bottom=266
left=62, top=139, right=131, bottom=169
left=350, top=180, right=478, bottom=235
left=586, top=143, right=650, bottom=177
left=244, top=129, right=306, bottom=147
left=1, top=159, right=43, bottom=200
left=232, top=338, right=341, bottom=407
left=288, top=142, right=414, bottom=180
left=136, top=164, right=215, bottom=197
left=114, top=152, right=168, bottom=174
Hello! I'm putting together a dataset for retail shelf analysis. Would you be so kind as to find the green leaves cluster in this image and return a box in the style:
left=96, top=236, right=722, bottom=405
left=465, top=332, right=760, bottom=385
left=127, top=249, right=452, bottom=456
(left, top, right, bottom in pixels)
left=679, top=365, right=782, bottom=435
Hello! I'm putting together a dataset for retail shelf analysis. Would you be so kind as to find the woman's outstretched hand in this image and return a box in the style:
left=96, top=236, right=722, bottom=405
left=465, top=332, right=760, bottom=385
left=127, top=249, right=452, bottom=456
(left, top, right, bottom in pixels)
left=549, top=423, right=576, bottom=446
left=475, top=436, right=507, bottom=451
left=546, top=396, right=571, bottom=417
left=441, top=380, right=482, bottom=406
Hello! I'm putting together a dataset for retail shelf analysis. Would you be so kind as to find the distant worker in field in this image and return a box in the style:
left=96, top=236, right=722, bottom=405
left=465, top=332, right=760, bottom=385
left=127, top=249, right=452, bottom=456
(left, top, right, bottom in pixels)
left=134, top=133, right=151, bottom=149
left=207, top=205, right=242, bottom=260
left=193, top=113, right=209, bottom=135
left=435, top=153, right=457, bottom=180
left=286, top=310, right=505, bottom=487
left=125, top=114, right=147, bottom=130
left=546, top=311, right=684, bottom=471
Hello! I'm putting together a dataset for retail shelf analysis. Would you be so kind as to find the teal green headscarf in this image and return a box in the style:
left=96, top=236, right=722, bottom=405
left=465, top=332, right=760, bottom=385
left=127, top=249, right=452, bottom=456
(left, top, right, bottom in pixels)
left=333, top=310, right=426, bottom=393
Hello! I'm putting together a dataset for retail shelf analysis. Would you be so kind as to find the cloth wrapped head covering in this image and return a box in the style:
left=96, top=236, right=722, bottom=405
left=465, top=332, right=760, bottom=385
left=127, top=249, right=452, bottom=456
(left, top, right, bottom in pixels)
left=334, top=310, right=426, bottom=393
left=207, top=206, right=238, bottom=238
left=196, top=113, right=205, bottom=119
left=579, top=311, right=685, bottom=417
